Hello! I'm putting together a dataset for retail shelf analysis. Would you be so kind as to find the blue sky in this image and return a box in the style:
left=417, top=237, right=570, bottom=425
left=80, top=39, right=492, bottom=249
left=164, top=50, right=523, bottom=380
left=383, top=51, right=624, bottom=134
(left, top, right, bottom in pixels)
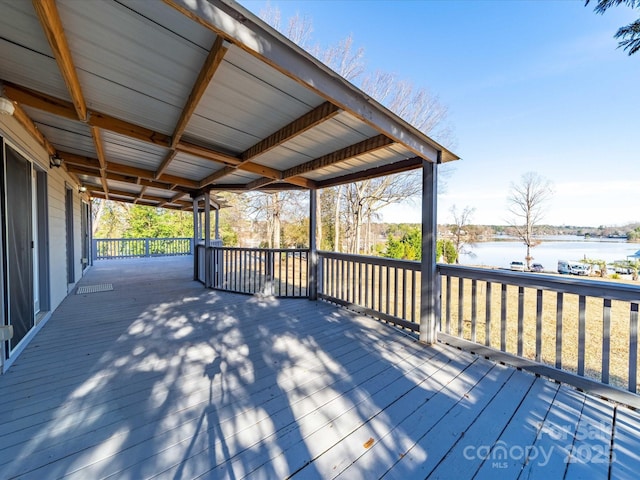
left=240, top=0, right=640, bottom=227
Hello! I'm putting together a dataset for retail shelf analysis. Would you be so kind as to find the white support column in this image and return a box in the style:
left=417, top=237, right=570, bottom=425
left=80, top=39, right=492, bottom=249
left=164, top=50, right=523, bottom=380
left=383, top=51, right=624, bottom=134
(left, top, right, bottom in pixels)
left=420, top=157, right=440, bottom=344
left=204, top=194, right=212, bottom=287
left=309, top=188, right=318, bottom=300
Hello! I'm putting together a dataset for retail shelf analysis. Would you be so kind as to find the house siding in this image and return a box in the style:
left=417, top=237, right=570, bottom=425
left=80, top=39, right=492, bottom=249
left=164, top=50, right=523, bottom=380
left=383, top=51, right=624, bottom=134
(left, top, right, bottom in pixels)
left=0, top=113, right=87, bottom=371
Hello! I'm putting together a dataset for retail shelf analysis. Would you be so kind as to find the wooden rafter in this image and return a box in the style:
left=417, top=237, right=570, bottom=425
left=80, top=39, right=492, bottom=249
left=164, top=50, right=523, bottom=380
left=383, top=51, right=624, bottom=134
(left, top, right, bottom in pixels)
left=154, top=150, right=178, bottom=180
left=6, top=83, right=319, bottom=190
left=242, top=134, right=393, bottom=190
left=91, top=126, right=110, bottom=199
left=155, top=37, right=228, bottom=178
left=63, top=160, right=195, bottom=192
left=199, top=166, right=236, bottom=188
left=245, top=176, right=277, bottom=191
left=159, top=191, right=187, bottom=208
left=207, top=182, right=305, bottom=191
left=283, top=134, right=394, bottom=178
left=32, top=0, right=87, bottom=121
left=12, top=103, right=56, bottom=156
left=89, top=112, right=172, bottom=148
left=134, top=186, right=148, bottom=204
left=239, top=101, right=340, bottom=163
left=316, top=157, right=423, bottom=189
left=90, top=190, right=192, bottom=209
left=171, top=36, right=227, bottom=148
left=175, top=141, right=240, bottom=166
left=61, top=151, right=101, bottom=169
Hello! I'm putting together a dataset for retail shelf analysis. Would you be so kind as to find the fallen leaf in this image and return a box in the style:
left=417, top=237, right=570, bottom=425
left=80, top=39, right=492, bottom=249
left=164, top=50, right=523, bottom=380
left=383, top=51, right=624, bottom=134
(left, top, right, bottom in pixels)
left=363, top=438, right=375, bottom=449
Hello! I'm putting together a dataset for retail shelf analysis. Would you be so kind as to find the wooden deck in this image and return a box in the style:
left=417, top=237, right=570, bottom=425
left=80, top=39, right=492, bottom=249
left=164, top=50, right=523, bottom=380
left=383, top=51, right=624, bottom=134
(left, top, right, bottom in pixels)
left=1, top=256, right=639, bottom=479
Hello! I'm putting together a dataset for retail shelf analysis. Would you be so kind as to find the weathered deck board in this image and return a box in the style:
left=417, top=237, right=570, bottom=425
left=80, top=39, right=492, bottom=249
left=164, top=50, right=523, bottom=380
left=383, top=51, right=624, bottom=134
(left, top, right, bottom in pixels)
left=0, top=257, right=638, bottom=480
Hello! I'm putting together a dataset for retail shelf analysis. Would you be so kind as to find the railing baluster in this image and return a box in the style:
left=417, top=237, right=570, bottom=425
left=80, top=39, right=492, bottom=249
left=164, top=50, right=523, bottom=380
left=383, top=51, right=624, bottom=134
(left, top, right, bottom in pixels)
left=517, top=286, right=524, bottom=357
left=402, top=269, right=407, bottom=321
left=485, top=282, right=492, bottom=347
left=378, top=265, right=383, bottom=313
left=445, top=275, right=451, bottom=334
left=364, top=263, right=370, bottom=308
left=458, top=277, right=464, bottom=337
left=386, top=266, right=391, bottom=315
left=357, top=262, right=362, bottom=305
left=629, top=303, right=638, bottom=393
left=394, top=267, right=399, bottom=318
left=350, top=261, right=356, bottom=303
left=535, top=289, right=543, bottom=363
left=602, top=298, right=611, bottom=384
left=500, top=283, right=507, bottom=352
left=578, top=295, right=586, bottom=376
left=411, top=270, right=416, bottom=323
left=556, top=292, right=563, bottom=369
left=340, top=259, right=345, bottom=301
left=471, top=279, right=477, bottom=343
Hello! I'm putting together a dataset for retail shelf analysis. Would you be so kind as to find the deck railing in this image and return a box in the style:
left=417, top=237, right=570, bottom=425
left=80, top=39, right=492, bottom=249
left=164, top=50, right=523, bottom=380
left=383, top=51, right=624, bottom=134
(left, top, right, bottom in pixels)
left=210, top=247, right=309, bottom=297
left=93, top=237, right=193, bottom=259
left=318, top=251, right=421, bottom=332
left=438, top=265, right=640, bottom=394
left=316, top=252, right=640, bottom=399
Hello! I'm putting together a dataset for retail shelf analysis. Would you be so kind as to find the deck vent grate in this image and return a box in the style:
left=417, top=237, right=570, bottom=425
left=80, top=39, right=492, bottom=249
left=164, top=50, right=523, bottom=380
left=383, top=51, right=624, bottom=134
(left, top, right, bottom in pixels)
left=77, top=283, right=114, bottom=294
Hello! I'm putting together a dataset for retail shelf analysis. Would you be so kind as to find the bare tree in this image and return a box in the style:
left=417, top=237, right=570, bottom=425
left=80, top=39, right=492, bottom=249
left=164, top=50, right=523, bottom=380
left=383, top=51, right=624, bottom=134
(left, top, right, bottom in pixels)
left=507, top=172, right=554, bottom=269
left=244, top=191, right=306, bottom=248
left=341, top=173, right=422, bottom=254
left=259, top=5, right=454, bottom=254
left=361, top=71, right=455, bottom=147
left=449, top=205, right=477, bottom=263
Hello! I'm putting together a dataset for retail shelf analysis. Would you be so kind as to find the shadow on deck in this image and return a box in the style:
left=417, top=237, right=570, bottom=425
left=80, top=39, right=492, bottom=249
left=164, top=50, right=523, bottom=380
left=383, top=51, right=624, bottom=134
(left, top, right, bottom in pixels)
left=1, top=256, right=638, bottom=479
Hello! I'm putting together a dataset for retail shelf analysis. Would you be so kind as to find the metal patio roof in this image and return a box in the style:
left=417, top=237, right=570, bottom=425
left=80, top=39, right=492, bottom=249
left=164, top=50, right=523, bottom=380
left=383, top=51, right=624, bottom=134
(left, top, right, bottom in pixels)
left=0, top=0, right=458, bottom=210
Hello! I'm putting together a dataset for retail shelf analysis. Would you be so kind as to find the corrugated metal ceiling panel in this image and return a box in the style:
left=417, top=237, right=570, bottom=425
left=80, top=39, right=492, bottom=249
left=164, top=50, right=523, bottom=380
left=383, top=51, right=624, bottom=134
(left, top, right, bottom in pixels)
left=186, top=47, right=326, bottom=153
left=120, top=0, right=214, bottom=49
left=105, top=180, right=142, bottom=194
left=24, top=107, right=96, bottom=157
left=220, top=171, right=262, bottom=183
left=252, top=111, right=376, bottom=171
left=144, top=186, right=179, bottom=199
left=57, top=0, right=212, bottom=134
left=101, top=131, right=168, bottom=170
left=165, top=153, right=220, bottom=181
left=0, top=1, right=70, bottom=101
left=305, top=144, right=417, bottom=181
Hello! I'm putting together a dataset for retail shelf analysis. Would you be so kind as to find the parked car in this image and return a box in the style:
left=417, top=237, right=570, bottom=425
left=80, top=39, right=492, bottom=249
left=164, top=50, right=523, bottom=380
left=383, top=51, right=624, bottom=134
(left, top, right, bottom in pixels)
left=530, top=263, right=544, bottom=272
left=510, top=261, right=525, bottom=272
left=570, top=264, right=591, bottom=276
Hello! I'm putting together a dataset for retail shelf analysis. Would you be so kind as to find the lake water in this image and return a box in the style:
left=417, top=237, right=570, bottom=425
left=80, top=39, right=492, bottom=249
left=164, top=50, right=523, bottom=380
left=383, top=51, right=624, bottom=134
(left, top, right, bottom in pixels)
left=458, top=236, right=640, bottom=270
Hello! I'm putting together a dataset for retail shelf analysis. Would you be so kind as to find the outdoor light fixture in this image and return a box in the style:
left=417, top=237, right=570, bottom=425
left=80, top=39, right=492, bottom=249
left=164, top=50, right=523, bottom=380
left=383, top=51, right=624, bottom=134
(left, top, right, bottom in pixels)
left=79, top=185, right=87, bottom=193
left=0, top=96, right=15, bottom=116
left=50, top=154, right=63, bottom=168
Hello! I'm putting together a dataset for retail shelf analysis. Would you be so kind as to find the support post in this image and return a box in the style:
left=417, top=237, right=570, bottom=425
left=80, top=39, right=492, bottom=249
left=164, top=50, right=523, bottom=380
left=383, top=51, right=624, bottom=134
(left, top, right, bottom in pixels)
left=204, top=194, right=211, bottom=287
left=420, top=157, right=440, bottom=344
left=309, top=188, right=318, bottom=300
left=214, top=208, right=220, bottom=241
left=192, top=197, right=199, bottom=281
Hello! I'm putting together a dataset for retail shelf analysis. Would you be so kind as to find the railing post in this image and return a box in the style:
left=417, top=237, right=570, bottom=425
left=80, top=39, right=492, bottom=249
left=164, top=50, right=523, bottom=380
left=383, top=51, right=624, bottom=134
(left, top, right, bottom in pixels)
left=92, top=239, right=98, bottom=261
left=204, top=192, right=212, bottom=288
left=192, top=197, right=199, bottom=281
left=420, top=157, right=439, bottom=344
left=144, top=238, right=150, bottom=257
left=309, top=188, right=318, bottom=300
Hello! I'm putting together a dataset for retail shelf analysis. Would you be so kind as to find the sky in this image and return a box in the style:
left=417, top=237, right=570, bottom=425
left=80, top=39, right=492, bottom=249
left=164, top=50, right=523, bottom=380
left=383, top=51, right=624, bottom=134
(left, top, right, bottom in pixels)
left=239, top=0, right=640, bottom=227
